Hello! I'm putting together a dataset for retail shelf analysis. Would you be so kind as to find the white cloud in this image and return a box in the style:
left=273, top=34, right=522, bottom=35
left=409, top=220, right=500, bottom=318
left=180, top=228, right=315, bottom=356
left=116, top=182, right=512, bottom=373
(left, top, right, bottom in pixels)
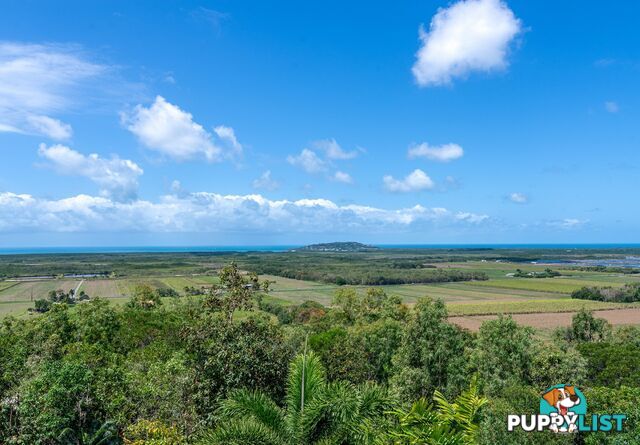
left=252, top=170, right=279, bottom=191
left=38, top=143, right=143, bottom=201
left=408, top=142, right=464, bottom=162
left=549, top=218, right=587, bottom=229
left=0, top=42, right=105, bottom=139
left=26, top=115, right=72, bottom=140
left=123, top=96, right=242, bottom=162
left=287, top=148, right=327, bottom=173
left=383, top=169, right=435, bottom=192
left=604, top=101, right=619, bottom=113
left=332, top=171, right=353, bottom=184
left=0, top=191, right=489, bottom=234
left=412, top=0, right=522, bottom=87
left=508, top=192, right=528, bottom=203
left=313, top=138, right=360, bottom=160
left=214, top=125, right=243, bottom=158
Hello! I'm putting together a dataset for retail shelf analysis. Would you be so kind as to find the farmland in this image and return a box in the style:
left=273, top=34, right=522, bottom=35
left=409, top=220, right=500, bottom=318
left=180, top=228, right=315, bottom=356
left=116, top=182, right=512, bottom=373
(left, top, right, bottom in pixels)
left=1, top=247, right=640, bottom=331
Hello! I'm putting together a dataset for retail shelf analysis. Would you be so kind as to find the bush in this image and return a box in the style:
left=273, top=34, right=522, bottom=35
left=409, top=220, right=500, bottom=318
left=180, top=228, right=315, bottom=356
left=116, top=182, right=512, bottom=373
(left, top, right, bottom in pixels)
left=391, top=298, right=471, bottom=399
left=577, top=342, right=640, bottom=387
left=471, top=315, right=534, bottom=396
left=572, top=283, right=640, bottom=302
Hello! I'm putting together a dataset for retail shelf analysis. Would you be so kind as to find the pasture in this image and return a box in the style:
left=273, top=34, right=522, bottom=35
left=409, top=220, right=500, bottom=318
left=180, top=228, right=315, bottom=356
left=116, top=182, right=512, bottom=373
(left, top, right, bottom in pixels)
left=1, top=249, right=640, bottom=331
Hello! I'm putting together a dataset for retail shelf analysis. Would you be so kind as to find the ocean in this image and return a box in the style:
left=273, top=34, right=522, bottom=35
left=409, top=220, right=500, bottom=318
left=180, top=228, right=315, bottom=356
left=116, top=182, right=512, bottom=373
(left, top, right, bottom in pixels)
left=1, top=244, right=640, bottom=255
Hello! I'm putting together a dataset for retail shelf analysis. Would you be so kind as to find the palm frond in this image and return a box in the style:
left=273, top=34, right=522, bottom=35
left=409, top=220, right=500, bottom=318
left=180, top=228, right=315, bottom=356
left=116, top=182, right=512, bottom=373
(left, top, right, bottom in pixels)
left=299, top=381, right=359, bottom=443
left=286, top=350, right=326, bottom=415
left=199, top=418, right=288, bottom=445
left=217, top=388, right=287, bottom=437
left=433, top=377, right=487, bottom=445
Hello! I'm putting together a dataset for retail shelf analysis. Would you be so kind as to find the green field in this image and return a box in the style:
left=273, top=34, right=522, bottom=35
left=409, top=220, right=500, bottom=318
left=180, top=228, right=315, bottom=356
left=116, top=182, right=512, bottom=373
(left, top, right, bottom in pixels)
left=446, top=299, right=637, bottom=316
left=469, top=277, right=624, bottom=293
left=0, top=279, right=80, bottom=302
left=2, top=249, right=640, bottom=323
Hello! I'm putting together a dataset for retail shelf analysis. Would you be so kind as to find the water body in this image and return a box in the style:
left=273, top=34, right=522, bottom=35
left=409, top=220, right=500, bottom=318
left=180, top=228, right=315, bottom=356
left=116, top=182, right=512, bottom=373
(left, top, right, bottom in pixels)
left=2, top=244, right=640, bottom=255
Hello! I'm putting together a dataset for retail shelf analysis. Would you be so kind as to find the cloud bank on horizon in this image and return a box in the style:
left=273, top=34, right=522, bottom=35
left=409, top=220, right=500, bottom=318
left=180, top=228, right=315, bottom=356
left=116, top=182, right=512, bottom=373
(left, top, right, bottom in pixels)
left=0, top=191, right=488, bottom=234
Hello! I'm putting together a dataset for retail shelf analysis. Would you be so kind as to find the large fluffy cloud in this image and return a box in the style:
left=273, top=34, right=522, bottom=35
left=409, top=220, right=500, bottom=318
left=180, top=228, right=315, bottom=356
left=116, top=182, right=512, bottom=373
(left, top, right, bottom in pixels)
left=123, top=96, right=242, bottom=162
left=412, top=0, right=522, bottom=87
left=408, top=143, right=464, bottom=162
left=38, top=143, right=143, bottom=201
left=0, top=42, right=105, bottom=139
left=383, top=169, right=435, bottom=192
left=0, top=191, right=488, bottom=234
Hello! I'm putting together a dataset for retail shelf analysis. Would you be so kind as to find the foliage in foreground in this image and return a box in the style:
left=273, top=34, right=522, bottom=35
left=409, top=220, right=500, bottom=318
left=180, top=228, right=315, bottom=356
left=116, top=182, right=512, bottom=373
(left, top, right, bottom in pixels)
left=203, top=350, right=393, bottom=444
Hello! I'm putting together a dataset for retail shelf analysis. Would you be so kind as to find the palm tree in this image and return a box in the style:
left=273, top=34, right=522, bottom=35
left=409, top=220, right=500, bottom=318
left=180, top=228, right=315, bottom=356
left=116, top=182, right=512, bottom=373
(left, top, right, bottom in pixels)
left=365, top=379, right=487, bottom=445
left=57, top=420, right=119, bottom=445
left=200, top=350, right=393, bottom=445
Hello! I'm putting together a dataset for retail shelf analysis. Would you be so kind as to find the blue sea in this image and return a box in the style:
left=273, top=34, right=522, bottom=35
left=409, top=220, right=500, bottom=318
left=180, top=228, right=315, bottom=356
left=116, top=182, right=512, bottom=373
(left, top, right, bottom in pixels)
left=1, top=243, right=640, bottom=255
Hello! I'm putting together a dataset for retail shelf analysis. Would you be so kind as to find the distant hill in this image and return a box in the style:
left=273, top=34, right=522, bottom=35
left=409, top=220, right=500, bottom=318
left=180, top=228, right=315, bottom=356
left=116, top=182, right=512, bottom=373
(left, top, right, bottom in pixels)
left=293, top=242, right=379, bottom=252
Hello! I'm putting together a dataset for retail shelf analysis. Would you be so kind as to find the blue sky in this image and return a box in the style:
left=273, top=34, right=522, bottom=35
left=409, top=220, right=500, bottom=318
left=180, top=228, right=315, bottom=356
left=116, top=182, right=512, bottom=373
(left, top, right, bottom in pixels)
left=0, top=0, right=638, bottom=246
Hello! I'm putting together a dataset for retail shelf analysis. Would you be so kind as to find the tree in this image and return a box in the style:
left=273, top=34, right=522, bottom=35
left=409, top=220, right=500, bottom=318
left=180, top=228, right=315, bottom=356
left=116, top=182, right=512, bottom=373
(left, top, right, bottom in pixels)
left=33, top=298, right=52, bottom=313
left=127, top=284, right=162, bottom=310
left=182, top=315, right=293, bottom=417
left=203, top=350, right=393, bottom=445
left=577, top=342, right=640, bottom=387
left=529, top=344, right=587, bottom=390
left=332, top=287, right=359, bottom=323
left=471, top=315, right=534, bottom=396
left=205, top=262, right=270, bottom=322
left=555, top=308, right=610, bottom=343
left=312, top=319, right=403, bottom=385
left=74, top=298, right=121, bottom=347
left=391, top=298, right=471, bottom=400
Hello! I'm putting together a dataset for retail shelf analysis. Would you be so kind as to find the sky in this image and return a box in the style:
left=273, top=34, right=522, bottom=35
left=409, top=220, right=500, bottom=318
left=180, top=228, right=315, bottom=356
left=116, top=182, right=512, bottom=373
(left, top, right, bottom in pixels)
left=0, top=0, right=639, bottom=246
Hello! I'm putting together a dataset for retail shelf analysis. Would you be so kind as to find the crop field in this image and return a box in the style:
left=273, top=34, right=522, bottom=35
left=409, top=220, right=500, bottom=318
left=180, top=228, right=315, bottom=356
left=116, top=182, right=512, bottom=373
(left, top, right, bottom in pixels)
left=469, top=277, right=624, bottom=294
left=0, top=279, right=80, bottom=303
left=80, top=279, right=123, bottom=299
left=380, top=282, right=560, bottom=303
left=1, top=249, right=640, bottom=331
left=446, top=299, right=636, bottom=316
left=449, top=307, right=640, bottom=331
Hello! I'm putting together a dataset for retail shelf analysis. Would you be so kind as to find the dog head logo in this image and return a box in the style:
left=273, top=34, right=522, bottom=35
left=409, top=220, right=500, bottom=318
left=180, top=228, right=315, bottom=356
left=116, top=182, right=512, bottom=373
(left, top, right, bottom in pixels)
left=542, top=385, right=581, bottom=416
left=540, top=384, right=587, bottom=433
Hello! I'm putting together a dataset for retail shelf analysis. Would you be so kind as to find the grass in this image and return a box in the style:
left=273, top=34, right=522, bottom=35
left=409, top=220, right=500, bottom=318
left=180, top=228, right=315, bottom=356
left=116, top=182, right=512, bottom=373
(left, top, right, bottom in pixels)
left=380, top=282, right=561, bottom=303
left=0, top=301, right=34, bottom=318
left=469, top=278, right=624, bottom=294
left=0, top=280, right=80, bottom=302
left=446, top=299, right=637, bottom=316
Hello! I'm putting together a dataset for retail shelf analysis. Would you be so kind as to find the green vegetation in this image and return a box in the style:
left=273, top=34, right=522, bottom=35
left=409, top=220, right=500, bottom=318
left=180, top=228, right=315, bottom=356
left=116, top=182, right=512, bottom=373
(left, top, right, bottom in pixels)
left=447, top=299, right=632, bottom=316
left=513, top=267, right=561, bottom=278
left=572, top=282, right=640, bottom=302
left=1, top=249, right=640, bottom=443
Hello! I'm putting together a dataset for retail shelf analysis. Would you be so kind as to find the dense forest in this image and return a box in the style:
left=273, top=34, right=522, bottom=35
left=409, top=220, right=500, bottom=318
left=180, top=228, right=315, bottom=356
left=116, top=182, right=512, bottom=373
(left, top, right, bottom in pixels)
left=0, top=263, right=638, bottom=444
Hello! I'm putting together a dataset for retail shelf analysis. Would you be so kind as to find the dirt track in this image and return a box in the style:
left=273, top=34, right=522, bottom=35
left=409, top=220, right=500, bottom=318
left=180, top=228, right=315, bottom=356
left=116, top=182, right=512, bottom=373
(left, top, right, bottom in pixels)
left=449, top=308, right=640, bottom=331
